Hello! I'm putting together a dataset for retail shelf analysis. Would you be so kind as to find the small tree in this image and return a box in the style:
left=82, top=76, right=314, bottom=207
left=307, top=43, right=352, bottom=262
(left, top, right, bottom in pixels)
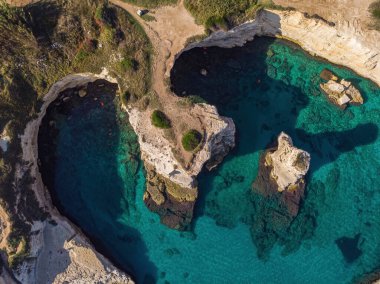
left=151, top=110, right=171, bottom=129
left=182, top=129, right=202, bottom=151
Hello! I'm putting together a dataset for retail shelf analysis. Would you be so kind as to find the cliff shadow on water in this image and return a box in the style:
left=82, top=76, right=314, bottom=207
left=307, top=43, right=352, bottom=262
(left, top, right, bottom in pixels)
left=38, top=79, right=158, bottom=282
left=170, top=35, right=379, bottom=259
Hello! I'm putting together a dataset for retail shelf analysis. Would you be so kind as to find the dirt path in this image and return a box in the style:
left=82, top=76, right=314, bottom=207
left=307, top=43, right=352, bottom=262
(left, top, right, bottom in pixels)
left=110, top=0, right=204, bottom=96
left=110, top=0, right=207, bottom=165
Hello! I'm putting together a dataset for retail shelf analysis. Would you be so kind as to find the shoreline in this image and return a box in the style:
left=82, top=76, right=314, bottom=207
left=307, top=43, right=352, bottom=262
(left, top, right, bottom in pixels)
left=183, top=9, right=380, bottom=88
left=8, top=0, right=380, bottom=282
left=18, top=70, right=134, bottom=283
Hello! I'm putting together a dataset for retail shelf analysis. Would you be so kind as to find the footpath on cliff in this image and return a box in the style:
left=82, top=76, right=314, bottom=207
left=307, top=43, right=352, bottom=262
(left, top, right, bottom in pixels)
left=111, top=0, right=210, bottom=164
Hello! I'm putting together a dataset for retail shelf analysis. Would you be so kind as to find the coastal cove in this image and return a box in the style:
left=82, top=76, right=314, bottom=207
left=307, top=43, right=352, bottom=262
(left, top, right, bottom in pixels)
left=37, top=36, right=380, bottom=284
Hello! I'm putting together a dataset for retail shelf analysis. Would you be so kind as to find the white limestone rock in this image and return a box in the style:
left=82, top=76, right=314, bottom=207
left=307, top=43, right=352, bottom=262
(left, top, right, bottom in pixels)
left=267, top=132, right=310, bottom=192
left=320, top=79, right=363, bottom=107
left=183, top=9, right=380, bottom=87
left=126, top=103, right=235, bottom=190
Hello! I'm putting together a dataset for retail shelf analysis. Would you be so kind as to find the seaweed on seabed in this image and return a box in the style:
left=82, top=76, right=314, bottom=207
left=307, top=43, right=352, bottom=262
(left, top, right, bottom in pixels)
left=246, top=177, right=322, bottom=260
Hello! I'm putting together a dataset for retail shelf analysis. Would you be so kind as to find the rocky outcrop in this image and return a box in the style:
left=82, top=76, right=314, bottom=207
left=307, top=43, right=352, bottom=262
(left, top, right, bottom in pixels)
left=183, top=9, right=380, bottom=87
left=127, top=103, right=235, bottom=190
left=19, top=71, right=133, bottom=284
left=143, top=164, right=196, bottom=230
left=250, top=132, right=311, bottom=259
left=253, top=132, right=310, bottom=216
left=127, top=103, right=235, bottom=229
left=319, top=69, right=364, bottom=108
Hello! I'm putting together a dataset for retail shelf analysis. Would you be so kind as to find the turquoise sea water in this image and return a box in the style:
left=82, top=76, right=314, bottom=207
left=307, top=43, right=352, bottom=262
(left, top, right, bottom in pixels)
left=39, top=37, right=380, bottom=283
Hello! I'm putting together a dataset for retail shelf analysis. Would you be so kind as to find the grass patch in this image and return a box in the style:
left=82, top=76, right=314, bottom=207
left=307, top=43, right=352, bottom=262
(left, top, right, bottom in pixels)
left=141, top=14, right=156, bottom=21
left=122, top=0, right=178, bottom=8
left=151, top=110, right=171, bottom=128
left=205, top=15, right=228, bottom=31
left=182, top=129, right=202, bottom=151
left=184, top=0, right=258, bottom=27
left=371, top=1, right=380, bottom=19
left=120, top=57, right=138, bottom=71
left=184, top=0, right=285, bottom=29
left=370, top=1, right=380, bottom=29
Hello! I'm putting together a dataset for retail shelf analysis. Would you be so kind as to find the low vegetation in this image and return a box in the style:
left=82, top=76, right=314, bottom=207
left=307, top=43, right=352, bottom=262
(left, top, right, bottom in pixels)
left=184, top=0, right=257, bottom=30
left=122, top=0, right=178, bottom=8
left=182, top=129, right=202, bottom=151
left=151, top=110, right=171, bottom=128
left=184, top=0, right=284, bottom=32
left=0, top=0, right=152, bottom=268
left=370, top=1, right=380, bottom=29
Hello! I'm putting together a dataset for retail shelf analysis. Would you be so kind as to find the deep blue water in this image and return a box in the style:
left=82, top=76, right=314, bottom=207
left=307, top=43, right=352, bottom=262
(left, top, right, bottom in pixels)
left=39, top=37, right=380, bottom=283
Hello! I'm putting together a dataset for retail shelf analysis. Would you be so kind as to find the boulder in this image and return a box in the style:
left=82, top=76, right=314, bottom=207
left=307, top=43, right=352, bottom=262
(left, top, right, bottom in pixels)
left=78, top=88, right=87, bottom=97
left=319, top=70, right=364, bottom=108
left=143, top=164, right=196, bottom=230
left=253, top=132, right=310, bottom=216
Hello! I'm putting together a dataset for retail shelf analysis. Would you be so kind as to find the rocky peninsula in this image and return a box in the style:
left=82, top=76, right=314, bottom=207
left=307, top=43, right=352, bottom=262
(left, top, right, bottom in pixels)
left=126, top=104, right=235, bottom=229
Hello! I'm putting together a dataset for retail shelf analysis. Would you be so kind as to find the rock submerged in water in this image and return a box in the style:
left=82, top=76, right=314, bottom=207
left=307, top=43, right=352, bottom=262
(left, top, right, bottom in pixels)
left=143, top=163, right=197, bottom=230
left=253, top=132, right=310, bottom=216
left=319, top=68, right=364, bottom=109
left=250, top=132, right=311, bottom=259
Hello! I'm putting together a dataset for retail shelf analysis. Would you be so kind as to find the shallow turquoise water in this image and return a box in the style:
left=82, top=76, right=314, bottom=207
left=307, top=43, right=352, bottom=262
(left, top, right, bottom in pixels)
left=39, top=38, right=380, bottom=283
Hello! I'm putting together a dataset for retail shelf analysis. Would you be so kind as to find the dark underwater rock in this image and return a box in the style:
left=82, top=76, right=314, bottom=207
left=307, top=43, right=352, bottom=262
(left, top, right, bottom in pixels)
left=143, top=165, right=195, bottom=230
left=250, top=133, right=312, bottom=259
left=320, top=68, right=338, bottom=81
left=335, top=233, right=363, bottom=263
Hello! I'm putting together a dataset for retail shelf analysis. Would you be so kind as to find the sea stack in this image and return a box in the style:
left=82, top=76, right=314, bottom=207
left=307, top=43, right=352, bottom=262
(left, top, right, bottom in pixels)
left=253, top=132, right=310, bottom=216
left=319, top=68, right=364, bottom=109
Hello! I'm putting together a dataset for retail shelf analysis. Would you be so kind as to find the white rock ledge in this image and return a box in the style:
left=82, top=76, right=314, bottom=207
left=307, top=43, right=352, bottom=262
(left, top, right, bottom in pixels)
left=20, top=69, right=133, bottom=284
left=126, top=103, right=235, bottom=189
left=183, top=9, right=380, bottom=87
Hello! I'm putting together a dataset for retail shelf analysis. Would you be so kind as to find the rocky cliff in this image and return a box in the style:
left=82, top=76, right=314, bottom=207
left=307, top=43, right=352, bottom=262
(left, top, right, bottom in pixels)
left=126, top=103, right=235, bottom=229
left=183, top=9, right=380, bottom=87
left=19, top=71, right=133, bottom=284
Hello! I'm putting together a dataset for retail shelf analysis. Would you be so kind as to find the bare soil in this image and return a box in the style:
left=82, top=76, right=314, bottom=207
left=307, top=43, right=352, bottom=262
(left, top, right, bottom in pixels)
left=111, top=0, right=206, bottom=165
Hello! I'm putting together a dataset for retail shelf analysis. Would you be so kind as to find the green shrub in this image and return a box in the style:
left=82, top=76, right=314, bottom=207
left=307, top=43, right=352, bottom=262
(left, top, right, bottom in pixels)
left=121, top=58, right=138, bottom=71
left=100, top=26, right=117, bottom=43
left=370, top=1, right=380, bottom=19
left=121, top=91, right=131, bottom=106
left=151, top=110, right=171, bottom=128
left=184, top=0, right=258, bottom=26
left=205, top=16, right=228, bottom=31
left=95, top=4, right=105, bottom=21
left=142, top=14, right=156, bottom=22
left=75, top=49, right=90, bottom=62
left=182, top=129, right=202, bottom=151
left=122, top=0, right=178, bottom=8
left=187, top=95, right=207, bottom=104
